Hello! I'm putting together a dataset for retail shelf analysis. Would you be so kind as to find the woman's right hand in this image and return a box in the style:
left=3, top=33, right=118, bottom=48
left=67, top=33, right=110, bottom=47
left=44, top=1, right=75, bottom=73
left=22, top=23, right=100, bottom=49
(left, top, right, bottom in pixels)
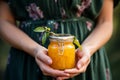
left=34, top=46, right=70, bottom=78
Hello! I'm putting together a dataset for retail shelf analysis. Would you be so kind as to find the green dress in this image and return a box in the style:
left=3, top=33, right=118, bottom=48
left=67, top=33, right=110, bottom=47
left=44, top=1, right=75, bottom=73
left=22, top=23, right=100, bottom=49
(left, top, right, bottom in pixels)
left=5, top=0, right=112, bottom=80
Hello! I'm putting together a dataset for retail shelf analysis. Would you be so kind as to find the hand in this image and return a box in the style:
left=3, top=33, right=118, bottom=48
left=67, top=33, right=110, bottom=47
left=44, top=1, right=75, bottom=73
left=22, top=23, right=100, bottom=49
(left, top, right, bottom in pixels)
left=57, top=47, right=91, bottom=80
left=35, top=46, right=70, bottom=78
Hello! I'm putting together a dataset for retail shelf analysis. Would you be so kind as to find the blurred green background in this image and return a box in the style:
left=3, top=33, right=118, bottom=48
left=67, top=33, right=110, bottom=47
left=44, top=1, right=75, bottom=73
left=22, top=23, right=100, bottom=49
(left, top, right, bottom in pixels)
left=0, top=3, right=120, bottom=80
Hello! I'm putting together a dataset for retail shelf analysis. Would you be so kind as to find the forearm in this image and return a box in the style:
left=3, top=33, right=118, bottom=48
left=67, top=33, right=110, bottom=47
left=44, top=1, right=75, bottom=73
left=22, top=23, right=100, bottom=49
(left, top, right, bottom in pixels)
left=0, top=20, right=43, bottom=57
left=82, top=21, right=113, bottom=56
left=0, top=1, right=43, bottom=57
left=81, top=0, right=113, bottom=56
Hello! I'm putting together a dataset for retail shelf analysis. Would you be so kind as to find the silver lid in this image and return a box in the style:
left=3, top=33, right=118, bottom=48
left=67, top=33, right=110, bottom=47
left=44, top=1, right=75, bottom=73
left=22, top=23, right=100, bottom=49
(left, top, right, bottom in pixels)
left=49, top=34, right=74, bottom=41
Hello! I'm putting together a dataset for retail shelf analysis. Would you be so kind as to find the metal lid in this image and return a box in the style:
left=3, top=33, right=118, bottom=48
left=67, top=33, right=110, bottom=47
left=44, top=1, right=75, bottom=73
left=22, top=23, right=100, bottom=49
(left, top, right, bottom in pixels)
left=49, top=34, right=74, bottom=41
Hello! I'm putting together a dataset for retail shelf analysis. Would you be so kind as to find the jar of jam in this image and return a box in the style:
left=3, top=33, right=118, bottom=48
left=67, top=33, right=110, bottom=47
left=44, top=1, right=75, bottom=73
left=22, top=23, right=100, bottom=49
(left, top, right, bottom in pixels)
left=48, top=34, right=75, bottom=70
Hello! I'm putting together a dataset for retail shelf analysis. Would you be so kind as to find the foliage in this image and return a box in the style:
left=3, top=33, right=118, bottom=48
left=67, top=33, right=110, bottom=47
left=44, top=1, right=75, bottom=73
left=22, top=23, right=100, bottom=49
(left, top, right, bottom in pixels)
left=34, top=26, right=82, bottom=50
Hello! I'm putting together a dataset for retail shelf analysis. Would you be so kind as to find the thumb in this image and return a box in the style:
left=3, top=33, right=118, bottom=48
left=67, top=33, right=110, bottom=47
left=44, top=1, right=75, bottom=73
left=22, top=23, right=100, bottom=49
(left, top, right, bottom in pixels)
left=36, top=50, right=52, bottom=65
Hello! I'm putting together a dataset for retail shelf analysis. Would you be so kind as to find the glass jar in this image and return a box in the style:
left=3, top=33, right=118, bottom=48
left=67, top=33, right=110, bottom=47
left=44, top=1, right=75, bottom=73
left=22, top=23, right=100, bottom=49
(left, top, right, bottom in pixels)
left=48, top=34, right=75, bottom=70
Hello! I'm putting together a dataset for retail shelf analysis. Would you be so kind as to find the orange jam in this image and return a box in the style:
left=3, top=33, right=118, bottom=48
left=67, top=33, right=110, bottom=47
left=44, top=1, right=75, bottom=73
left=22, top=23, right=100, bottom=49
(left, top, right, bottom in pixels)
left=48, top=34, right=75, bottom=70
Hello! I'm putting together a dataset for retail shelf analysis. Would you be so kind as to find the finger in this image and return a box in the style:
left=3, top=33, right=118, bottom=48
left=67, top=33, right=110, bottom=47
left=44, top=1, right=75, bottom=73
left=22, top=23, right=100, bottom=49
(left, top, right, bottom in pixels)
left=77, top=55, right=90, bottom=69
left=65, top=63, right=90, bottom=74
left=75, top=48, right=83, bottom=58
left=64, top=68, right=80, bottom=74
left=64, top=58, right=90, bottom=74
left=57, top=73, right=79, bottom=80
left=57, top=77, right=69, bottom=80
left=76, top=59, right=90, bottom=73
left=37, top=59, right=70, bottom=77
left=79, top=60, right=90, bottom=73
left=36, top=51, right=52, bottom=65
left=65, top=66, right=86, bottom=74
left=46, top=68, right=70, bottom=77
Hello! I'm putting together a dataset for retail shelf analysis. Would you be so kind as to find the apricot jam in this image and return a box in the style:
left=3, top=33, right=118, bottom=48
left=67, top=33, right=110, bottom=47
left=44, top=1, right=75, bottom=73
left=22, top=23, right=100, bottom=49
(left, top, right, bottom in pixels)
left=48, top=34, right=75, bottom=70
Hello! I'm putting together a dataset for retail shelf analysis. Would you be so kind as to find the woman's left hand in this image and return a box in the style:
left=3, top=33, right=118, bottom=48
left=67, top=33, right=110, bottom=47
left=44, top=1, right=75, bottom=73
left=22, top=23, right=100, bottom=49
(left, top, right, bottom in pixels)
left=56, top=47, right=91, bottom=80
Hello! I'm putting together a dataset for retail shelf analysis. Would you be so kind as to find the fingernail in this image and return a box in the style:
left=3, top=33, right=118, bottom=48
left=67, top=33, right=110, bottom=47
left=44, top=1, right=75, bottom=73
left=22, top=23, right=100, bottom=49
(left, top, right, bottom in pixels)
left=64, top=70, right=70, bottom=73
left=77, top=64, right=81, bottom=69
left=66, top=73, right=70, bottom=76
left=47, top=59, right=52, bottom=64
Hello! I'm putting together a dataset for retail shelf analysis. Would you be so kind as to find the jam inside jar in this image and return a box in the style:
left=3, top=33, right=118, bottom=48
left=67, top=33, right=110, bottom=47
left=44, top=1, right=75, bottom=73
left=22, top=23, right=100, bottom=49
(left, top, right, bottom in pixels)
left=48, top=34, right=75, bottom=70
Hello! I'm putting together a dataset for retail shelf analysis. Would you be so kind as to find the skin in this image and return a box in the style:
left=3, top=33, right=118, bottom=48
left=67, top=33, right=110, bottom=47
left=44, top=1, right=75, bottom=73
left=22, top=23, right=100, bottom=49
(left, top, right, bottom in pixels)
left=57, top=0, right=113, bottom=79
left=0, top=1, right=70, bottom=78
left=0, top=0, right=113, bottom=80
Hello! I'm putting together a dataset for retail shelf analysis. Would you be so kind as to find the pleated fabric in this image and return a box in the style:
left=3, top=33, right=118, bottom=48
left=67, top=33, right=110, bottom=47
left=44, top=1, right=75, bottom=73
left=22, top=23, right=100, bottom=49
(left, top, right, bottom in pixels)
left=5, top=0, right=112, bottom=80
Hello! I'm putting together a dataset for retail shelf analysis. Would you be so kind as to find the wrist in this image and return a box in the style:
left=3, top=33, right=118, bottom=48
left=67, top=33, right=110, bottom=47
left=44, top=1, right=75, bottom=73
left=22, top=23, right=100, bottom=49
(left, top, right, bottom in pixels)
left=81, top=44, right=94, bottom=57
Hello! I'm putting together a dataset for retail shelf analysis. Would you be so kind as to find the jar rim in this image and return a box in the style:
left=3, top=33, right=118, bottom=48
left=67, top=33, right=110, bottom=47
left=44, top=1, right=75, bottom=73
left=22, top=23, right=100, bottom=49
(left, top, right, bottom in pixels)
left=49, top=34, right=74, bottom=41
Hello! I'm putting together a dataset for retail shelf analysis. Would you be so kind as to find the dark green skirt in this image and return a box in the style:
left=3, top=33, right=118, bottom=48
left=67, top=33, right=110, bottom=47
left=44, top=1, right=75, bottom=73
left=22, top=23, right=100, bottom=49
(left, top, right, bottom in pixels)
left=4, top=17, right=112, bottom=80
